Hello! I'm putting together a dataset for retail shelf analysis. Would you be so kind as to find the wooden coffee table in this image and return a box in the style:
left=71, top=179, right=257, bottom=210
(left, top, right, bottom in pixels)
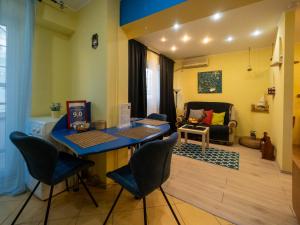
left=178, top=124, right=209, bottom=153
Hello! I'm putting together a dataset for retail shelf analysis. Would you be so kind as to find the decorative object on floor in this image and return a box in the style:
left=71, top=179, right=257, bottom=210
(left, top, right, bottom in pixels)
left=50, top=102, right=61, bottom=119
left=239, top=136, right=261, bottom=149
left=174, top=88, right=181, bottom=108
left=247, top=47, right=253, bottom=72
left=260, top=132, right=275, bottom=160
left=173, top=143, right=239, bottom=170
left=117, top=126, right=160, bottom=139
left=250, top=130, right=256, bottom=139
left=66, top=130, right=117, bottom=148
left=92, top=33, right=98, bottom=49
left=136, top=118, right=168, bottom=126
left=198, top=70, right=222, bottom=93
left=66, top=100, right=87, bottom=129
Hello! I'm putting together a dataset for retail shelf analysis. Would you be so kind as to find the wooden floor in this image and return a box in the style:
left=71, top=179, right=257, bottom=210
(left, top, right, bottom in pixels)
left=164, top=140, right=298, bottom=225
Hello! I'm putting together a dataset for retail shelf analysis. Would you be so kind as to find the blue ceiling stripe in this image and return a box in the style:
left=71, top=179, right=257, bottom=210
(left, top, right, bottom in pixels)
left=120, top=0, right=187, bottom=26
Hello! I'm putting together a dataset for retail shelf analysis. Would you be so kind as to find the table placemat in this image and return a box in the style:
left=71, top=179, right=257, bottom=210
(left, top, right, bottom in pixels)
left=117, top=126, right=160, bottom=139
left=136, top=119, right=169, bottom=126
left=65, top=130, right=117, bottom=148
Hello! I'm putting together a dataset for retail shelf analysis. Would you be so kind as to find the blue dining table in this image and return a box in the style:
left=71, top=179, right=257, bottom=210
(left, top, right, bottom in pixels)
left=51, top=115, right=170, bottom=156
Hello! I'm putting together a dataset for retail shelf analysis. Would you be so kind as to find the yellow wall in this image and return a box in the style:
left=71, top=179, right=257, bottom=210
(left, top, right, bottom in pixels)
left=269, top=11, right=295, bottom=173
left=293, top=43, right=300, bottom=145
left=174, top=47, right=272, bottom=138
left=32, top=25, right=71, bottom=116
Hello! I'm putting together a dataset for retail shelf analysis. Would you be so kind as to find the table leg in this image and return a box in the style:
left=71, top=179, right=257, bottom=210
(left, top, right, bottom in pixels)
left=178, top=131, right=181, bottom=144
left=202, top=134, right=205, bottom=153
left=207, top=131, right=210, bottom=148
left=185, top=132, right=188, bottom=143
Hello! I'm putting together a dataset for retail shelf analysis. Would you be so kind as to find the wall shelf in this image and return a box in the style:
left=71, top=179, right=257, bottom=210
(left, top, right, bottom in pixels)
left=251, top=104, right=269, bottom=113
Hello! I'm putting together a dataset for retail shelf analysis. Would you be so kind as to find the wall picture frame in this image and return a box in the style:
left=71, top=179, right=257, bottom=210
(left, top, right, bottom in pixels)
left=66, top=100, right=87, bottom=129
left=198, top=70, right=222, bottom=93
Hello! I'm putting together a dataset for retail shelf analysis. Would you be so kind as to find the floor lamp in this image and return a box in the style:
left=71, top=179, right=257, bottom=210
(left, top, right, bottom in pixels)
left=173, top=89, right=181, bottom=109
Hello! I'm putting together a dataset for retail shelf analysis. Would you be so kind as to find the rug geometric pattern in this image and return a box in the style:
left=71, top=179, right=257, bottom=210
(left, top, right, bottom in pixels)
left=173, top=143, right=239, bottom=170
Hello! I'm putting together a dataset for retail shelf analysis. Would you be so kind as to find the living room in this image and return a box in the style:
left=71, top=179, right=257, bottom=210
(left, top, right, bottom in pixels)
left=0, top=0, right=300, bottom=225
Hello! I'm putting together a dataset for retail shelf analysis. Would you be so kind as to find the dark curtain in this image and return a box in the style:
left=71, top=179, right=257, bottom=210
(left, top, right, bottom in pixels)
left=160, top=55, right=176, bottom=131
left=128, top=39, right=147, bottom=117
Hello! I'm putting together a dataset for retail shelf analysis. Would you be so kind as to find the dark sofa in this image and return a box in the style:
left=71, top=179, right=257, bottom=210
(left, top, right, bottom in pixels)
left=176, top=102, right=237, bottom=145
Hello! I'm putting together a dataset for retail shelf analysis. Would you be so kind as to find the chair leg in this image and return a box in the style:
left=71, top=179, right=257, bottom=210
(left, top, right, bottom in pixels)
left=11, top=181, right=40, bottom=225
left=65, top=179, right=69, bottom=192
left=103, top=187, right=123, bottom=225
left=160, top=187, right=181, bottom=225
left=77, top=174, right=98, bottom=208
left=143, top=197, right=148, bottom=225
left=43, top=185, right=54, bottom=225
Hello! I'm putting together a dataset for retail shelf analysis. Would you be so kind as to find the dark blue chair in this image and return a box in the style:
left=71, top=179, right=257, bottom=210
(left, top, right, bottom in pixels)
left=147, top=113, right=167, bottom=121
left=103, top=132, right=180, bottom=225
left=9, top=131, right=98, bottom=225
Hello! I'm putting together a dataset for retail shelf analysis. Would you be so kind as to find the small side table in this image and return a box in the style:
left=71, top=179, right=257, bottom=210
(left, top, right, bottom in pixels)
left=178, top=124, right=209, bottom=153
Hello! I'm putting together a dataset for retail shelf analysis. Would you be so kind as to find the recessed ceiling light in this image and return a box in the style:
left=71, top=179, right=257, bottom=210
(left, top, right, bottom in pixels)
left=211, top=12, right=223, bottom=21
left=173, top=23, right=181, bottom=31
left=251, top=29, right=262, bottom=37
left=181, top=34, right=191, bottom=43
left=171, top=45, right=177, bottom=52
left=202, top=37, right=211, bottom=44
left=225, top=36, right=234, bottom=42
left=161, top=37, right=167, bottom=42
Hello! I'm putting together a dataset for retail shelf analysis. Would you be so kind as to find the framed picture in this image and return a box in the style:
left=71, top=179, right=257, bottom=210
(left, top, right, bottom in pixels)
left=66, top=100, right=87, bottom=129
left=198, top=70, right=222, bottom=93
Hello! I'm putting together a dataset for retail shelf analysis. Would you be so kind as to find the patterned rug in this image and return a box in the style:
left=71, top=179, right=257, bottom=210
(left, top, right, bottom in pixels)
left=173, top=143, right=239, bottom=170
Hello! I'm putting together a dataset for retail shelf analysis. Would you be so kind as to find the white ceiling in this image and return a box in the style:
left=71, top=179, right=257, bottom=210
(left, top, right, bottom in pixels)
left=136, top=0, right=300, bottom=60
left=63, top=0, right=90, bottom=11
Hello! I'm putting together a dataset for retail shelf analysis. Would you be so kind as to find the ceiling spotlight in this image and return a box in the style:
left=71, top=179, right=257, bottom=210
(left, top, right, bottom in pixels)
left=181, top=34, right=191, bottom=43
left=251, top=29, right=262, bottom=37
left=161, top=37, right=167, bottom=42
left=173, top=23, right=181, bottom=31
left=225, top=36, right=234, bottom=42
left=171, top=45, right=177, bottom=52
left=211, top=12, right=223, bottom=21
left=202, top=37, right=211, bottom=44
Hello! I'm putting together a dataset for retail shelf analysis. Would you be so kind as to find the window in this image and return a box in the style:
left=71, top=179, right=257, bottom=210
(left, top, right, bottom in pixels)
left=0, top=25, right=6, bottom=169
left=146, top=51, right=160, bottom=115
left=0, top=25, right=6, bottom=117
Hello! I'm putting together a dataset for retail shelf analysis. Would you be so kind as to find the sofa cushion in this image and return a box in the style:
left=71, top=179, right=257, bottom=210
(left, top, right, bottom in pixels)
left=202, top=110, right=213, bottom=125
left=189, top=109, right=205, bottom=120
left=185, top=102, right=233, bottom=125
left=212, top=112, right=225, bottom=125
left=209, top=125, right=229, bottom=142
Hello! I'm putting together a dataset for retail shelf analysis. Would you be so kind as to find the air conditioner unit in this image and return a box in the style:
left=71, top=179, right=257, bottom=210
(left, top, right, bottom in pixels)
left=182, top=56, right=209, bottom=69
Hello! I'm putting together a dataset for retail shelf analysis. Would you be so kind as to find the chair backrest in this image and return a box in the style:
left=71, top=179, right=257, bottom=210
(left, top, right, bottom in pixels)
left=147, top=113, right=167, bottom=121
left=130, top=132, right=178, bottom=196
left=10, top=131, right=59, bottom=184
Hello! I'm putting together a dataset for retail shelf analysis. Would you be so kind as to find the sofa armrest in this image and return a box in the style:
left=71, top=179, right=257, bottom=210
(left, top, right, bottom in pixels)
left=176, top=115, right=186, bottom=128
left=228, top=120, right=238, bottom=128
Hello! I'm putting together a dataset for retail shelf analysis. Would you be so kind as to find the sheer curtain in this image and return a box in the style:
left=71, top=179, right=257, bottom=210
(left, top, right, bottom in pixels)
left=0, top=0, right=35, bottom=195
left=146, top=51, right=160, bottom=115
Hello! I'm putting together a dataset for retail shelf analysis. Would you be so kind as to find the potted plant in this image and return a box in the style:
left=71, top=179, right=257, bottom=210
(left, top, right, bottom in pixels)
left=50, top=103, right=61, bottom=118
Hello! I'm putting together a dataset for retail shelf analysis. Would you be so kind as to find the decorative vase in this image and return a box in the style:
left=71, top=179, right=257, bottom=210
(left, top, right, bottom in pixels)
left=51, top=111, right=60, bottom=119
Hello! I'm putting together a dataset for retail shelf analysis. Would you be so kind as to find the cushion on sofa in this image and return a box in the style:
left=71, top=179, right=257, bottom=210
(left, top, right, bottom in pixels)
left=202, top=110, right=213, bottom=125
left=189, top=109, right=205, bottom=120
left=212, top=112, right=225, bottom=125
left=185, top=102, right=233, bottom=125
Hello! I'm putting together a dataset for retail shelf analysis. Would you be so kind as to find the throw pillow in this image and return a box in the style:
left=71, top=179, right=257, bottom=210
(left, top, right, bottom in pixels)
left=202, top=110, right=213, bottom=125
left=189, top=109, right=205, bottom=121
left=211, top=112, right=226, bottom=125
